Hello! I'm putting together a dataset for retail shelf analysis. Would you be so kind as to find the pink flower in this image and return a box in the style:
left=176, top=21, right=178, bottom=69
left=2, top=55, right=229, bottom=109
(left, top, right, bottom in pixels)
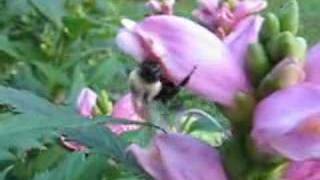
left=252, top=83, right=320, bottom=160
left=109, top=93, right=146, bottom=135
left=233, top=0, right=267, bottom=19
left=76, top=88, right=98, bottom=118
left=62, top=87, right=98, bottom=151
left=63, top=89, right=141, bottom=151
left=224, top=15, right=264, bottom=67
left=146, top=0, right=175, bottom=15
left=283, top=160, right=320, bottom=180
left=116, top=15, right=250, bottom=107
left=251, top=43, right=320, bottom=161
left=60, top=136, right=88, bottom=152
left=193, top=0, right=267, bottom=38
left=128, top=133, right=228, bottom=180
left=305, top=43, right=320, bottom=84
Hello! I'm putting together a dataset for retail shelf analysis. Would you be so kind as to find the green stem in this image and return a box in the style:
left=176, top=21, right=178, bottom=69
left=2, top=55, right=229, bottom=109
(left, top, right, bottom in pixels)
left=220, top=122, right=252, bottom=180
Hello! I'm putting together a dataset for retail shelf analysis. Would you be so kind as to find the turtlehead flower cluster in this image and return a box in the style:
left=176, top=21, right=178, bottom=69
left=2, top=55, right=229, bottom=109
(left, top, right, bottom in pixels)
left=65, top=0, right=320, bottom=179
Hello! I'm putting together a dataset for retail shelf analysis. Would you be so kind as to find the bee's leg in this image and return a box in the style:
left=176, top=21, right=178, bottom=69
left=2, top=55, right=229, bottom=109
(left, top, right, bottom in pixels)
left=178, top=66, right=197, bottom=87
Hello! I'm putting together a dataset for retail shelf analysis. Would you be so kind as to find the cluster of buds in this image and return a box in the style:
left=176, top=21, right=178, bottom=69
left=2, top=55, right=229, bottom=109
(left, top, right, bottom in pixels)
left=247, top=0, right=307, bottom=98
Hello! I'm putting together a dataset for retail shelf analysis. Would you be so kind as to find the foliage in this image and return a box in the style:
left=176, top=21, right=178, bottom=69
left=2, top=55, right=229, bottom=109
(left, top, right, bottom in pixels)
left=0, top=0, right=149, bottom=178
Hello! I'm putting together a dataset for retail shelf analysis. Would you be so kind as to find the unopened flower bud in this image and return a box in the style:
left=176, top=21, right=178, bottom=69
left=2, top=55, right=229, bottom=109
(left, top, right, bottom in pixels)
left=259, top=13, right=280, bottom=42
left=223, top=92, right=256, bottom=122
left=246, top=42, right=271, bottom=86
left=77, top=88, right=97, bottom=118
left=97, top=90, right=113, bottom=115
left=279, top=0, right=299, bottom=35
left=267, top=31, right=296, bottom=63
left=257, top=58, right=305, bottom=98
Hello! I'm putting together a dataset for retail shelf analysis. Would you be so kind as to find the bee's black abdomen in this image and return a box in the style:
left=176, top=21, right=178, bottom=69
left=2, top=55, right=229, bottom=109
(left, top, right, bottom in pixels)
left=155, top=66, right=197, bottom=102
left=155, top=81, right=180, bottom=102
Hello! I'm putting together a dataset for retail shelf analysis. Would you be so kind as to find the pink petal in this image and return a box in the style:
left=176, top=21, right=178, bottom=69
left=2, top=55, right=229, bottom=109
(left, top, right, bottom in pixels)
left=146, top=0, right=175, bottom=15
left=193, top=0, right=266, bottom=39
left=283, top=160, right=320, bottom=180
left=60, top=136, right=88, bottom=152
left=109, top=93, right=146, bottom=135
left=116, top=15, right=250, bottom=107
left=76, top=88, right=97, bottom=118
left=252, top=83, right=320, bottom=161
left=192, top=8, right=215, bottom=29
left=61, top=88, right=97, bottom=151
left=197, top=0, right=220, bottom=12
left=116, top=29, right=146, bottom=62
left=146, top=0, right=162, bottom=12
left=224, top=15, right=264, bottom=67
left=305, top=43, right=320, bottom=84
left=233, top=0, right=267, bottom=19
left=217, top=3, right=235, bottom=30
left=128, top=133, right=228, bottom=180
left=193, top=1, right=235, bottom=34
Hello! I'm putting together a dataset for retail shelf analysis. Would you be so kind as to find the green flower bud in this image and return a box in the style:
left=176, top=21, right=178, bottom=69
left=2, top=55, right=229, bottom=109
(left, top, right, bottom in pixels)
left=292, top=37, right=308, bottom=61
left=97, top=90, right=113, bottom=115
left=260, top=13, right=280, bottom=43
left=267, top=31, right=296, bottom=63
left=257, top=58, right=305, bottom=98
left=279, top=0, right=299, bottom=34
left=223, top=92, right=256, bottom=122
left=247, top=42, right=271, bottom=86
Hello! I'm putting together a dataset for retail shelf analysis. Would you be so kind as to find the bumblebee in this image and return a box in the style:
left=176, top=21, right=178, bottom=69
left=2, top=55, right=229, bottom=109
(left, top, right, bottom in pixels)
left=129, top=60, right=196, bottom=106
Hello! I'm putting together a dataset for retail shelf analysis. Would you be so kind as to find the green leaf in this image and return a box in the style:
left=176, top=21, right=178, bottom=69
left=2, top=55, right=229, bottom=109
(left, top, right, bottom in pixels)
left=0, top=166, right=13, bottom=180
left=63, top=16, right=93, bottom=39
left=0, top=86, right=110, bottom=160
left=185, top=117, right=225, bottom=133
left=33, top=153, right=108, bottom=180
left=0, top=113, right=104, bottom=160
left=64, top=126, right=127, bottom=161
left=29, top=0, right=66, bottom=29
left=64, top=125, right=150, bottom=179
left=180, top=110, right=227, bottom=133
left=11, top=145, right=68, bottom=179
left=120, top=129, right=154, bottom=147
left=0, top=35, right=21, bottom=60
left=6, top=0, right=32, bottom=16
left=179, top=109, right=230, bottom=147
left=9, top=65, right=49, bottom=98
left=88, top=57, right=127, bottom=90
left=31, top=62, right=69, bottom=90
left=0, top=151, right=15, bottom=162
left=0, top=86, right=64, bottom=116
left=27, top=145, right=67, bottom=174
left=65, top=66, right=86, bottom=106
